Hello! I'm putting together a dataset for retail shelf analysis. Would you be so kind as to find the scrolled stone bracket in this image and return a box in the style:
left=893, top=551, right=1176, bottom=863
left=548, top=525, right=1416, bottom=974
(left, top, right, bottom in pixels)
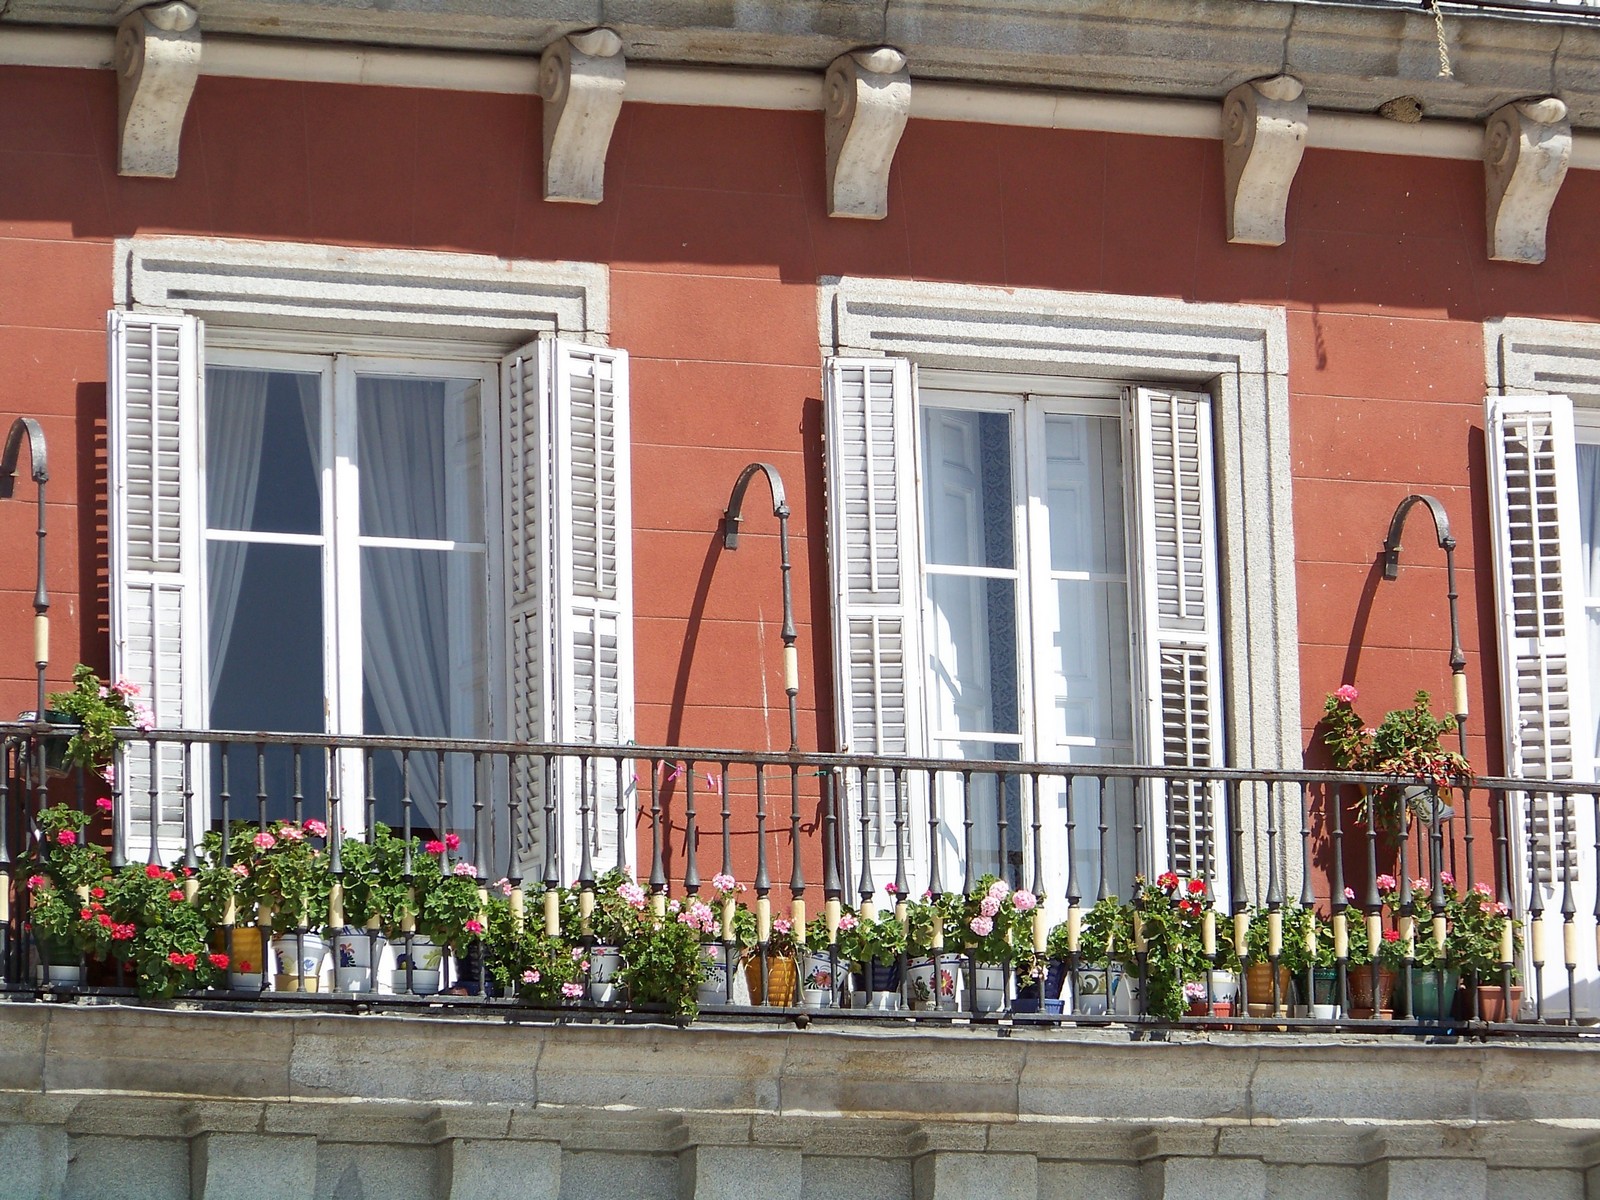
left=1221, top=75, right=1307, bottom=247
left=824, top=47, right=911, bottom=220
left=1484, top=97, right=1571, bottom=265
left=116, top=2, right=202, bottom=179
left=539, top=28, right=626, bottom=205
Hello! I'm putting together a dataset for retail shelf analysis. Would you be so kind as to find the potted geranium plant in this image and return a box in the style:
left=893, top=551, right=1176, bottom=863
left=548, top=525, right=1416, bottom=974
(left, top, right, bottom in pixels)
left=103, top=860, right=226, bottom=999
left=22, top=803, right=114, bottom=982
left=835, top=902, right=906, bottom=1007
left=958, top=875, right=1039, bottom=1014
left=587, top=868, right=649, bottom=1002
left=27, top=664, right=154, bottom=777
left=1075, top=894, right=1137, bottom=1015
left=232, top=819, right=331, bottom=991
left=1323, top=686, right=1471, bottom=833
left=733, top=902, right=803, bottom=1006
left=1130, top=872, right=1235, bottom=1020
left=483, top=890, right=586, bottom=1006
left=904, top=890, right=963, bottom=1011
left=1453, top=879, right=1524, bottom=1021
left=623, top=898, right=709, bottom=1019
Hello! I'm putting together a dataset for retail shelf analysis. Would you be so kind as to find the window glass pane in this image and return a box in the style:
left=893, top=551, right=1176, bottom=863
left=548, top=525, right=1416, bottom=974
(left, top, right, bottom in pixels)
left=357, top=375, right=484, bottom=542
left=1044, top=413, right=1125, bottom=575
left=927, top=575, right=1020, bottom=737
left=207, top=542, right=324, bottom=732
left=1051, top=579, right=1134, bottom=746
left=922, top=408, right=1015, bottom=569
left=1578, top=441, right=1600, bottom=764
left=362, top=545, right=488, bottom=834
left=205, top=367, right=321, bottom=535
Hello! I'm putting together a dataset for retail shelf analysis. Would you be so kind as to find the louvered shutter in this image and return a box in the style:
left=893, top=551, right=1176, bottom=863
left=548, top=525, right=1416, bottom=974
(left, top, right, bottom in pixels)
left=548, top=341, right=634, bottom=876
left=824, top=357, right=924, bottom=889
left=108, top=310, right=203, bottom=863
left=502, top=340, right=553, bottom=879
left=1129, top=387, right=1224, bottom=882
left=1486, top=396, right=1588, bottom=885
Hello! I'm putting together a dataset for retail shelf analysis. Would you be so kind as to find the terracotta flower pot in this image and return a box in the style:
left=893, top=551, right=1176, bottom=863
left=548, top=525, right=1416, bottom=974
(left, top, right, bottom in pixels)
left=1348, top=966, right=1395, bottom=1018
left=1476, top=984, right=1524, bottom=1023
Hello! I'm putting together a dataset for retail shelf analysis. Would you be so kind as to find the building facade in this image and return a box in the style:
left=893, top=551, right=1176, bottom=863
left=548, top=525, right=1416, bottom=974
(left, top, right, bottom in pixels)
left=5, top=1, right=1600, bottom=1197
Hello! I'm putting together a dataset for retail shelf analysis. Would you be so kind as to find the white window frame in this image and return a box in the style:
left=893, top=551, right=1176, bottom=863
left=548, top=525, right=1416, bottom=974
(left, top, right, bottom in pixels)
left=820, top=277, right=1301, bottom=906
left=109, top=237, right=628, bottom=878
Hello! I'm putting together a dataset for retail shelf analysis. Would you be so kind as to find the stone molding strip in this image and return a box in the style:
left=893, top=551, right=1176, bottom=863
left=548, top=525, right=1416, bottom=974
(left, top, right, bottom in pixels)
left=9, top=27, right=1600, bottom=171
left=114, top=236, right=610, bottom=349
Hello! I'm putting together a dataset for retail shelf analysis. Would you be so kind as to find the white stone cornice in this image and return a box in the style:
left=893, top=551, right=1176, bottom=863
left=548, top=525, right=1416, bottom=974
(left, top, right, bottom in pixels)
left=824, top=47, right=911, bottom=220
left=115, top=2, right=201, bottom=179
left=1484, top=97, right=1572, bottom=265
left=539, top=28, right=626, bottom=205
left=1221, top=75, right=1307, bottom=247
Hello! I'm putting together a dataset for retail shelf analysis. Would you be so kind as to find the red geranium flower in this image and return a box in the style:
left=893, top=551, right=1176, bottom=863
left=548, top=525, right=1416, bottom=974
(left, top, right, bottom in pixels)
left=145, top=863, right=162, bottom=879
left=207, top=953, right=229, bottom=970
left=167, top=889, right=185, bottom=902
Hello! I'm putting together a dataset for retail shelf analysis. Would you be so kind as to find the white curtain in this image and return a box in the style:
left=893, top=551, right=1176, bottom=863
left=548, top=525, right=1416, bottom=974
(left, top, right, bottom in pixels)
left=357, top=378, right=483, bottom=831
left=205, top=369, right=269, bottom=696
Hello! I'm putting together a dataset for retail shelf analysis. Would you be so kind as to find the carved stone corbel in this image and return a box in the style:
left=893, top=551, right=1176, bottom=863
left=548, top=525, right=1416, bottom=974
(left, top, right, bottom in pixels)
left=1221, top=76, right=1307, bottom=247
left=1484, top=97, right=1571, bottom=265
left=539, top=28, right=626, bottom=205
left=116, top=2, right=201, bottom=179
left=824, top=47, right=911, bottom=220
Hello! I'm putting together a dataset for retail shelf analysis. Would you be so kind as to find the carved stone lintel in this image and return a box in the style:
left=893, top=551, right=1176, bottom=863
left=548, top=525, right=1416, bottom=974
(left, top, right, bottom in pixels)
left=1484, top=97, right=1571, bottom=266
left=1221, top=75, right=1307, bottom=247
left=539, top=28, right=626, bottom=205
left=116, top=2, right=201, bottom=179
left=824, top=47, right=911, bottom=220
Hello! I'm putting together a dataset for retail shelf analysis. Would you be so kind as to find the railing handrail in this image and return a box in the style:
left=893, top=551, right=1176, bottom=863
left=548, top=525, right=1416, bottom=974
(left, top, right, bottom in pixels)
left=0, top=720, right=1558, bottom=792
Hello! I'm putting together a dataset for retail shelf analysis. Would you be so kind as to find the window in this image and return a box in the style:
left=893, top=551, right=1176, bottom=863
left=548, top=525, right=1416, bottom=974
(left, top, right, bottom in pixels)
left=819, top=277, right=1300, bottom=909
left=826, top=358, right=1224, bottom=902
left=202, top=353, right=496, bottom=835
left=105, top=238, right=631, bottom=876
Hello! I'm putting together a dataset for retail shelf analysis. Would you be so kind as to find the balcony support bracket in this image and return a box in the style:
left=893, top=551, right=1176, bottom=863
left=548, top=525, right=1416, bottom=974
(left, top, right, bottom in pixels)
left=540, top=28, right=626, bottom=204
left=1485, top=97, right=1571, bottom=266
left=1222, top=75, right=1307, bottom=247
left=116, top=2, right=201, bottom=179
left=825, top=47, right=910, bottom=220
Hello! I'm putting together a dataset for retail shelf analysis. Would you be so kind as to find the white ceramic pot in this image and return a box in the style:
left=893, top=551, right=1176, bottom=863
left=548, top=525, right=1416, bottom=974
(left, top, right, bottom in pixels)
left=271, top=932, right=328, bottom=992
left=698, top=943, right=735, bottom=1006
left=331, top=926, right=386, bottom=993
left=589, top=945, right=622, bottom=1003
left=800, top=949, right=836, bottom=1008
left=43, top=963, right=82, bottom=986
left=389, top=935, right=443, bottom=995
left=972, top=963, right=1006, bottom=1014
left=1208, top=969, right=1239, bottom=1003
left=904, top=953, right=964, bottom=1011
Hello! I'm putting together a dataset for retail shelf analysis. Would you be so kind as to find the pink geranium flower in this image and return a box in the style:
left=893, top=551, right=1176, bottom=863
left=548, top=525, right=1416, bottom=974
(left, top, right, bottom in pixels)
left=561, top=982, right=585, bottom=999
left=303, top=818, right=327, bottom=838
left=1334, top=684, right=1358, bottom=704
left=1012, top=889, right=1037, bottom=912
left=96, top=796, right=114, bottom=813
left=56, top=830, right=77, bottom=846
left=969, top=915, right=994, bottom=938
left=444, top=833, right=461, bottom=851
left=253, top=831, right=276, bottom=851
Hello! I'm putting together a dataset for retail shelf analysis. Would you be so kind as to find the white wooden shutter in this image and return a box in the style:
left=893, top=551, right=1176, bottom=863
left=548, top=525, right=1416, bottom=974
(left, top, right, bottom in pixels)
left=549, top=341, right=633, bottom=875
left=502, top=339, right=634, bottom=882
left=501, top=339, right=552, bottom=879
left=1486, top=395, right=1588, bottom=884
left=824, top=357, right=924, bottom=890
left=108, top=310, right=203, bottom=863
left=1129, top=387, right=1223, bottom=882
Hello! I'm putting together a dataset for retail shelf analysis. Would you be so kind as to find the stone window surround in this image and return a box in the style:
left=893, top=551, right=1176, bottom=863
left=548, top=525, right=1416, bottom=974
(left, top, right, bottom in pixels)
left=818, top=275, right=1301, bottom=891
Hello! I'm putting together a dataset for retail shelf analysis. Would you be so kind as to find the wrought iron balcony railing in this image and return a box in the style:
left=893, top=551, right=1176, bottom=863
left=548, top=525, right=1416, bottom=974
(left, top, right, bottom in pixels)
left=1, top=722, right=1590, bottom=1034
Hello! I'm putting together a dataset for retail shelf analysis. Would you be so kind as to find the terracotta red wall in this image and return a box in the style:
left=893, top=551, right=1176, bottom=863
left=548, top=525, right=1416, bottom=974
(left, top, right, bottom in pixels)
left=4, top=64, right=1600, bottom=886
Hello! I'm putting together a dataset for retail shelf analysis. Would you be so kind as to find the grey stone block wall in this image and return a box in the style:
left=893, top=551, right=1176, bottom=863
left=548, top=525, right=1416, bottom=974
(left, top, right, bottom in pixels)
left=4, top=1004, right=1600, bottom=1200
